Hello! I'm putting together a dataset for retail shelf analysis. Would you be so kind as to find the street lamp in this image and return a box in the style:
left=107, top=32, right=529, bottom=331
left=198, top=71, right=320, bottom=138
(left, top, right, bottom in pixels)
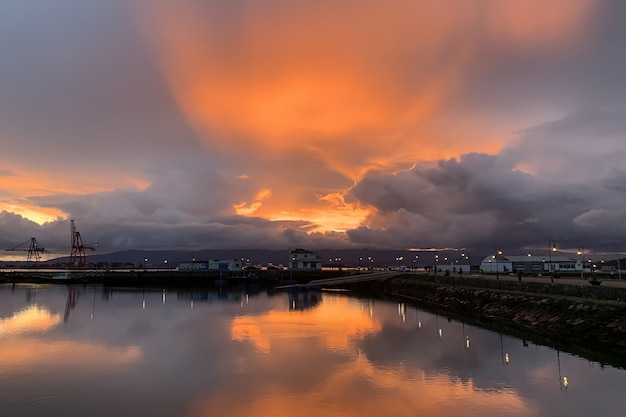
left=548, top=240, right=557, bottom=284
left=494, top=246, right=502, bottom=279
left=577, top=245, right=584, bottom=279
left=396, top=256, right=403, bottom=271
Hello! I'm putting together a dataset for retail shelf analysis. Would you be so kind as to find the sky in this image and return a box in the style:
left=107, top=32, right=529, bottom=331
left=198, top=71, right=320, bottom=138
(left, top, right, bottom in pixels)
left=1, top=0, right=625, bottom=260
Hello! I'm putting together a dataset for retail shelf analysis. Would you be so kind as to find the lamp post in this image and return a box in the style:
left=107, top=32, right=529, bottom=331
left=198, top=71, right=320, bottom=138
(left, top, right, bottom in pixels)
left=494, top=246, right=502, bottom=280
left=548, top=240, right=557, bottom=284
left=577, top=245, right=584, bottom=279
left=395, top=256, right=403, bottom=271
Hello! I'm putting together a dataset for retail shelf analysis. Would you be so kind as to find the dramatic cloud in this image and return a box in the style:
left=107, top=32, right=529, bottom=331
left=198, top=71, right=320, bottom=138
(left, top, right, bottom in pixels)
left=0, top=0, right=624, bottom=258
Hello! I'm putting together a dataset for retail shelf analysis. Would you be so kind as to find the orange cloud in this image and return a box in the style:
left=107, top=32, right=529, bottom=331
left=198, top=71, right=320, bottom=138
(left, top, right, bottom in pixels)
left=234, top=187, right=272, bottom=215
left=137, top=0, right=595, bottom=162
left=133, top=1, right=597, bottom=233
left=484, top=0, right=594, bottom=48
left=0, top=166, right=150, bottom=224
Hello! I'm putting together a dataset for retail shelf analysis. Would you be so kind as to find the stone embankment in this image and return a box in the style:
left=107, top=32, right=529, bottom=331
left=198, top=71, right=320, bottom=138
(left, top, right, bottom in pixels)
left=369, top=275, right=626, bottom=368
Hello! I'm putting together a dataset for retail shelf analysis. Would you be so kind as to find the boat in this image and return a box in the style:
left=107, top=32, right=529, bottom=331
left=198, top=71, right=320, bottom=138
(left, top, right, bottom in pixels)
left=49, top=270, right=72, bottom=280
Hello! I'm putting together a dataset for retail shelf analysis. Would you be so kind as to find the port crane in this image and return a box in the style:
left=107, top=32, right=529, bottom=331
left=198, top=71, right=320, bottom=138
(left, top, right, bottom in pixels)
left=5, top=237, right=47, bottom=262
left=69, top=219, right=95, bottom=268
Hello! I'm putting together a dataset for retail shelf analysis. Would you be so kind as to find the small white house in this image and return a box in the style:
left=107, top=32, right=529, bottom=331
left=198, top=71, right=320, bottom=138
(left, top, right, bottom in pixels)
left=289, top=248, right=322, bottom=271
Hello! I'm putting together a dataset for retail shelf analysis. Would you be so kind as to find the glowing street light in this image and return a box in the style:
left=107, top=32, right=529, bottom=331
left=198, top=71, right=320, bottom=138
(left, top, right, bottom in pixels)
left=494, top=246, right=502, bottom=279
left=577, top=245, right=584, bottom=279
left=548, top=240, right=557, bottom=284
left=396, top=256, right=403, bottom=271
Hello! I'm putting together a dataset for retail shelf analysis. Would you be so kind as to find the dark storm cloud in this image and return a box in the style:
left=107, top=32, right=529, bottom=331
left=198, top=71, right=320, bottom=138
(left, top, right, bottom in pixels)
left=347, top=144, right=626, bottom=254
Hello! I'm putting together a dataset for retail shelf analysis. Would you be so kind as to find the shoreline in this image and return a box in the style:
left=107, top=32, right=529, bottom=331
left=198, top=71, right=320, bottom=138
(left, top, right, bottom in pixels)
left=3, top=269, right=626, bottom=368
left=358, top=274, right=626, bottom=369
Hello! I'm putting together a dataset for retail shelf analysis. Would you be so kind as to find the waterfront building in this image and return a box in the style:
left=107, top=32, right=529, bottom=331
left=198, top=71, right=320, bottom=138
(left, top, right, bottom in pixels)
left=178, top=259, right=243, bottom=272
left=479, top=255, right=586, bottom=275
left=289, top=248, right=323, bottom=270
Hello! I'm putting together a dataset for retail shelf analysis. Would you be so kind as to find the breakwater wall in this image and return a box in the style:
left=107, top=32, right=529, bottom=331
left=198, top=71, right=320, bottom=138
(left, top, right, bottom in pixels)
left=0, top=269, right=347, bottom=287
left=367, top=275, right=626, bottom=369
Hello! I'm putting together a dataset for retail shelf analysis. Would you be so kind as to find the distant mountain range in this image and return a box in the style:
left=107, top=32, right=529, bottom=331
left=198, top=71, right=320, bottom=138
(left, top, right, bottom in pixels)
left=2, top=248, right=474, bottom=268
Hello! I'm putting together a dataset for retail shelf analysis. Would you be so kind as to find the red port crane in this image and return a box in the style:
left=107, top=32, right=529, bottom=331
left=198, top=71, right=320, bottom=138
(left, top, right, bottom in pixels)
left=5, top=237, right=47, bottom=263
left=69, top=220, right=95, bottom=268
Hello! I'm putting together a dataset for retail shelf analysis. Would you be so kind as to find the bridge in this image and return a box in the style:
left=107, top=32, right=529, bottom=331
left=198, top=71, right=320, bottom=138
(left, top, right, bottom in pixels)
left=278, top=270, right=398, bottom=289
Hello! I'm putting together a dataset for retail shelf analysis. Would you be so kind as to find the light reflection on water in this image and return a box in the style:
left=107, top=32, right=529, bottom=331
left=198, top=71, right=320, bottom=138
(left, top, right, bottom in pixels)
left=0, top=284, right=625, bottom=417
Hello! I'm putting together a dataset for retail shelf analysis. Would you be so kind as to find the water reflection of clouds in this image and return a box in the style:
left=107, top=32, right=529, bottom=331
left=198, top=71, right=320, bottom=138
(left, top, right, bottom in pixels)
left=185, top=348, right=532, bottom=417
left=0, top=305, right=61, bottom=335
left=231, top=295, right=381, bottom=353
left=0, top=338, right=142, bottom=373
left=224, top=294, right=534, bottom=416
left=2, top=287, right=625, bottom=416
left=0, top=289, right=144, bottom=376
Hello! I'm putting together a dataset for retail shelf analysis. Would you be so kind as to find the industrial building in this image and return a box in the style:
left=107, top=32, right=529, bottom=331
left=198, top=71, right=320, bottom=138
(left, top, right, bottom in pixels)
left=178, top=259, right=243, bottom=272
left=480, top=254, right=587, bottom=275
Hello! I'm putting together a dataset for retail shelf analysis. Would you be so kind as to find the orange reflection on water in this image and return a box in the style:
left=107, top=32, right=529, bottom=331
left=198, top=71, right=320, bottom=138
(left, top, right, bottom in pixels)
left=223, top=294, right=536, bottom=416
left=0, top=338, right=142, bottom=373
left=188, top=341, right=531, bottom=417
left=231, top=295, right=380, bottom=353
left=0, top=305, right=61, bottom=336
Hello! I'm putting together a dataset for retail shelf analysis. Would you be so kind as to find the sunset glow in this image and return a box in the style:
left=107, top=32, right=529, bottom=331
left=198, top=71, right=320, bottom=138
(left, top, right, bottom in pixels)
left=1, top=0, right=624, bottom=253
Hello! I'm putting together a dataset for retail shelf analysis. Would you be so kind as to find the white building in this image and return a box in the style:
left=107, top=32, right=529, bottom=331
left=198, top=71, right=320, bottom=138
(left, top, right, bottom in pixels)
left=178, top=259, right=243, bottom=272
left=479, top=255, right=587, bottom=275
left=289, top=248, right=322, bottom=271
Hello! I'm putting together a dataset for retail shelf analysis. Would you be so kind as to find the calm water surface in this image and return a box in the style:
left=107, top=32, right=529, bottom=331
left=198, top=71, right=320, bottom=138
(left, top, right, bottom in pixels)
left=1, top=284, right=624, bottom=417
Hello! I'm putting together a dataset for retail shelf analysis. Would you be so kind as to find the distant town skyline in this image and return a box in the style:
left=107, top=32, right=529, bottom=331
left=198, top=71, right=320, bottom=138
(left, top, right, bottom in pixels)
left=1, top=1, right=625, bottom=258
